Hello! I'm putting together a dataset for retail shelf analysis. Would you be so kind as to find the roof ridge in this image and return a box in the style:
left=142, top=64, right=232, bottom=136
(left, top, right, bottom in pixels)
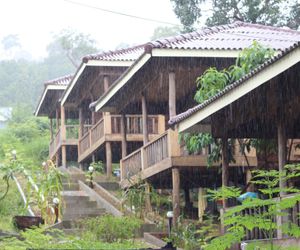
left=146, top=22, right=243, bottom=49
left=236, top=21, right=300, bottom=34
left=82, top=44, right=146, bottom=63
left=44, top=74, right=73, bottom=86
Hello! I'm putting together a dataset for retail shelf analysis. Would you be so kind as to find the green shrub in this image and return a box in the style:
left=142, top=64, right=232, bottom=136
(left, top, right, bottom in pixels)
left=81, top=215, right=142, bottom=243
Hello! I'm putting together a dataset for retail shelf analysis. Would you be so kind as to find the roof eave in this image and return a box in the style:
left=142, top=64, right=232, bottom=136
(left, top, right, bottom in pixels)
left=176, top=46, right=300, bottom=133
left=35, top=85, right=66, bottom=117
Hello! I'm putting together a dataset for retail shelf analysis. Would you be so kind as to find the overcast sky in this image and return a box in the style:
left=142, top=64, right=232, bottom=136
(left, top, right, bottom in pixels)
left=0, top=0, right=181, bottom=60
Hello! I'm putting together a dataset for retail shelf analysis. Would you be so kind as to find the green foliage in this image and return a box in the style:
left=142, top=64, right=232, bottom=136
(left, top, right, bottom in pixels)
left=169, top=217, right=218, bottom=249
left=0, top=226, right=147, bottom=249
left=0, top=178, right=26, bottom=231
left=80, top=215, right=142, bottom=243
left=195, top=41, right=275, bottom=104
left=151, top=26, right=181, bottom=40
left=48, top=29, right=99, bottom=67
left=194, top=68, right=229, bottom=103
left=90, top=160, right=105, bottom=173
left=0, top=106, right=49, bottom=167
left=32, top=160, right=64, bottom=224
left=205, top=165, right=300, bottom=250
left=170, top=0, right=300, bottom=30
left=170, top=0, right=203, bottom=32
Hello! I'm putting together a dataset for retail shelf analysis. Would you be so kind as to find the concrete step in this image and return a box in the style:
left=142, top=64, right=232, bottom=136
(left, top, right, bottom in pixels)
left=63, top=212, right=105, bottom=220
left=63, top=207, right=106, bottom=215
left=64, top=200, right=98, bottom=209
left=62, top=182, right=79, bottom=191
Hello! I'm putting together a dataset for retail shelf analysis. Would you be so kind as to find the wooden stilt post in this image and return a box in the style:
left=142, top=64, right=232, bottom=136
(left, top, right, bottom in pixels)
left=141, top=93, right=149, bottom=145
left=56, top=108, right=59, bottom=130
left=50, top=118, right=53, bottom=140
left=277, top=120, right=287, bottom=239
left=55, top=152, right=60, bottom=167
left=60, top=106, right=67, bottom=168
left=278, top=120, right=287, bottom=196
left=172, top=167, right=180, bottom=227
left=221, top=137, right=229, bottom=209
left=78, top=108, right=84, bottom=139
left=169, top=72, right=176, bottom=118
left=106, top=142, right=112, bottom=178
left=104, top=75, right=109, bottom=93
left=120, top=113, right=127, bottom=158
left=62, top=145, right=67, bottom=168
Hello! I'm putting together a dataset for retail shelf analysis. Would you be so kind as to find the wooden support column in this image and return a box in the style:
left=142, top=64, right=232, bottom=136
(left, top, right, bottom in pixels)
left=246, top=168, right=253, bottom=192
left=50, top=118, right=54, bottom=140
left=104, top=75, right=109, bottom=92
left=120, top=113, right=127, bottom=158
left=277, top=120, right=287, bottom=239
left=60, top=106, right=66, bottom=140
left=60, top=106, right=67, bottom=167
left=169, top=72, right=176, bottom=118
left=278, top=120, right=287, bottom=196
left=56, top=108, right=59, bottom=130
left=79, top=108, right=84, bottom=138
left=221, top=138, right=229, bottom=209
left=172, top=167, right=180, bottom=227
left=106, top=142, right=112, bottom=178
left=62, top=145, right=67, bottom=168
left=141, top=94, right=149, bottom=145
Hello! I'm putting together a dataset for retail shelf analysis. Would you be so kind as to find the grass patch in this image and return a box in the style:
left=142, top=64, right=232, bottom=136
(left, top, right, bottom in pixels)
left=0, top=177, right=26, bottom=232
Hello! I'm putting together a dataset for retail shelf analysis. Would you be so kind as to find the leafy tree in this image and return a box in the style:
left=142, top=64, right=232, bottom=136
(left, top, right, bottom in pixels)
left=47, top=29, right=99, bottom=67
left=171, top=0, right=300, bottom=30
left=170, top=0, right=203, bottom=32
left=0, top=106, right=50, bottom=167
left=206, top=165, right=300, bottom=250
left=151, top=26, right=181, bottom=40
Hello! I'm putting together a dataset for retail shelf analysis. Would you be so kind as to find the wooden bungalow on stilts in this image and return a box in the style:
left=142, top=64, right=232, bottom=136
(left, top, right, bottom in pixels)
left=35, top=75, right=78, bottom=167
left=170, top=41, right=300, bottom=239
left=89, top=22, right=300, bottom=225
left=60, top=45, right=165, bottom=176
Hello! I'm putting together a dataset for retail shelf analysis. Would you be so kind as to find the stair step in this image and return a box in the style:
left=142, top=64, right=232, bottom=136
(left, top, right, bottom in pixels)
left=63, top=207, right=106, bottom=215
left=64, top=200, right=97, bottom=209
left=62, top=183, right=79, bottom=191
left=63, top=213, right=105, bottom=220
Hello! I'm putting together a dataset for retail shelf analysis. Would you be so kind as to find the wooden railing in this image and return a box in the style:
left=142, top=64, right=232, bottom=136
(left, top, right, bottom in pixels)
left=120, top=129, right=180, bottom=181
left=91, top=119, right=104, bottom=145
left=111, top=115, right=162, bottom=134
left=78, top=114, right=165, bottom=159
left=49, top=125, right=78, bottom=157
left=122, top=150, right=142, bottom=179
left=79, top=131, right=90, bottom=155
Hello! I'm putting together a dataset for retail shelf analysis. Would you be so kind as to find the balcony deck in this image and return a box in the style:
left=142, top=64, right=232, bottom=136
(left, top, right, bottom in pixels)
left=120, top=129, right=258, bottom=189
left=49, top=125, right=79, bottom=159
left=78, top=114, right=165, bottom=163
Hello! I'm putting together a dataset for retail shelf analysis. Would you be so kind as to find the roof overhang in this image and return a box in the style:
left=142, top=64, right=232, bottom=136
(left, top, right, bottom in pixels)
left=94, top=49, right=243, bottom=112
left=177, top=47, right=300, bottom=134
left=35, top=84, right=66, bottom=117
left=61, top=60, right=133, bottom=106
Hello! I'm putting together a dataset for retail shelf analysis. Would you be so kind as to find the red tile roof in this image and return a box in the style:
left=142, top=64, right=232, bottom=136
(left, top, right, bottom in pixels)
left=146, top=22, right=300, bottom=51
left=168, top=41, right=300, bottom=127
left=44, top=74, right=73, bottom=86
left=82, top=44, right=146, bottom=63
